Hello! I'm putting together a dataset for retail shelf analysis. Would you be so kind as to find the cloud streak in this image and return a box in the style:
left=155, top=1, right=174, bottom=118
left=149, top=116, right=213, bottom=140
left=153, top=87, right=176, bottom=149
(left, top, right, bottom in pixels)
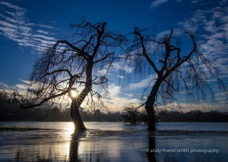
left=150, top=0, right=170, bottom=8
left=128, top=74, right=157, bottom=90
left=179, top=6, right=228, bottom=79
left=103, top=84, right=142, bottom=111
left=0, top=1, right=57, bottom=52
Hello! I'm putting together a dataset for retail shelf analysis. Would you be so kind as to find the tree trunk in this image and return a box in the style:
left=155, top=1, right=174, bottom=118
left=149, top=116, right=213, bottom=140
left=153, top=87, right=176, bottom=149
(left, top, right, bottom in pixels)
left=70, top=60, right=93, bottom=132
left=145, top=78, right=163, bottom=131
left=145, top=95, right=156, bottom=131
left=71, top=98, right=86, bottom=132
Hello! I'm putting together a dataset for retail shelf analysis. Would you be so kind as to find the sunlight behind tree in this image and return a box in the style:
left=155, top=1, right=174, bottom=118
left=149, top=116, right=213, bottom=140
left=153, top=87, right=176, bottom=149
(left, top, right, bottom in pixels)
left=70, top=89, right=78, bottom=99
left=10, top=21, right=126, bottom=132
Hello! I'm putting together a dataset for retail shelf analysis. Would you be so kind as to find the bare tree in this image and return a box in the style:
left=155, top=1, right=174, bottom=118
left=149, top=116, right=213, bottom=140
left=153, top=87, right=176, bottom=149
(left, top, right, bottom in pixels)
left=126, top=27, right=224, bottom=131
left=11, top=21, right=126, bottom=132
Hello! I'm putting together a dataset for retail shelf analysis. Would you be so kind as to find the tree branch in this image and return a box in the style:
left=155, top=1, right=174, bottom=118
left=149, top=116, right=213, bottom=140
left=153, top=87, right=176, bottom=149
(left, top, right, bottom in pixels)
left=134, top=27, right=160, bottom=74
left=94, top=52, right=114, bottom=64
left=56, top=40, right=90, bottom=59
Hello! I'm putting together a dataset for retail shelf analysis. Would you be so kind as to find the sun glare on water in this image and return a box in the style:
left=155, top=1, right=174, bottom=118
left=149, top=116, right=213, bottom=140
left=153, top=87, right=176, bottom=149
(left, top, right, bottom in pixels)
left=63, top=122, right=75, bottom=137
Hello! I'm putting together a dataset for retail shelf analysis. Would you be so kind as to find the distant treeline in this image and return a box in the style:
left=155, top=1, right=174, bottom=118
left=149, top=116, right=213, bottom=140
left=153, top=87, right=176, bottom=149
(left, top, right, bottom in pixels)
left=0, top=95, right=228, bottom=122
left=0, top=95, right=123, bottom=121
left=157, top=110, right=228, bottom=122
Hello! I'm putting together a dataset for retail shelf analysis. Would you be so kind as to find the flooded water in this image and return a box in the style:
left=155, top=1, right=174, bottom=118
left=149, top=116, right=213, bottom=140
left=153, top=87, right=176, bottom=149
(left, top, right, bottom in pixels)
left=0, top=122, right=227, bottom=162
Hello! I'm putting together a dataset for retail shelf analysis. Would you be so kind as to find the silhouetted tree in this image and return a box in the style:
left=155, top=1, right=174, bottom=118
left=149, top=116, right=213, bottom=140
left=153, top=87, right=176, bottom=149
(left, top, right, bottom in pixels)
left=10, top=21, right=126, bottom=131
left=126, top=28, right=224, bottom=131
left=123, top=107, right=139, bottom=125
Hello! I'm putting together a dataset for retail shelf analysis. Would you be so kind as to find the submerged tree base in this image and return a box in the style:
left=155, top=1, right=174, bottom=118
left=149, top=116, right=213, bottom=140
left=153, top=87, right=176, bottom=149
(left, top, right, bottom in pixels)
left=147, top=126, right=156, bottom=132
left=74, top=127, right=87, bottom=134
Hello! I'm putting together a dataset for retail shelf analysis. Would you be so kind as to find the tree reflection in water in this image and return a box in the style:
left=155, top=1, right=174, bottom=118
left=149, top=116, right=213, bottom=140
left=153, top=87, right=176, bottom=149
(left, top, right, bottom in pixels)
left=69, top=131, right=85, bottom=162
left=8, top=128, right=226, bottom=162
left=147, top=132, right=156, bottom=162
left=70, top=130, right=156, bottom=162
left=11, top=130, right=156, bottom=162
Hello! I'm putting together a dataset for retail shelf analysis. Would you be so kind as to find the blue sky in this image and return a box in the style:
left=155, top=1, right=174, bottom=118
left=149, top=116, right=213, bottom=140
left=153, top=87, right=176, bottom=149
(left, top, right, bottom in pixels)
left=0, top=0, right=227, bottom=112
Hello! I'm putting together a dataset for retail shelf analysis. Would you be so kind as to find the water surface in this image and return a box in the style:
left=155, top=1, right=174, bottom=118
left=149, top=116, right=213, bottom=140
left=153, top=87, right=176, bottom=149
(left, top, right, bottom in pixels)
left=0, top=122, right=227, bottom=162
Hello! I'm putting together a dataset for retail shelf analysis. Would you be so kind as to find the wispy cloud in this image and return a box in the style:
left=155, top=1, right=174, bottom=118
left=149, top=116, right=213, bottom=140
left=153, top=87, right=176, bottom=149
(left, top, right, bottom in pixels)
left=0, top=1, right=57, bottom=52
left=0, top=81, right=9, bottom=89
left=112, top=61, right=134, bottom=73
left=0, top=1, right=25, bottom=12
left=1, top=79, right=227, bottom=112
left=103, top=84, right=142, bottom=111
left=179, top=6, right=228, bottom=79
left=105, top=83, right=227, bottom=112
left=128, top=74, right=157, bottom=90
left=150, top=0, right=170, bottom=8
left=97, top=59, right=134, bottom=77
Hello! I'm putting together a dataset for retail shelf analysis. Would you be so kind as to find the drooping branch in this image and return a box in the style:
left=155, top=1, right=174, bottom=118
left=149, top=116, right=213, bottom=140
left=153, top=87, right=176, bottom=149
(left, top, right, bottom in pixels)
left=179, top=34, right=197, bottom=65
left=134, top=27, right=160, bottom=74
left=13, top=89, right=69, bottom=109
left=127, top=27, right=224, bottom=107
left=92, top=22, right=106, bottom=58
left=10, top=21, right=126, bottom=111
left=56, top=40, right=91, bottom=60
left=94, top=52, right=114, bottom=64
